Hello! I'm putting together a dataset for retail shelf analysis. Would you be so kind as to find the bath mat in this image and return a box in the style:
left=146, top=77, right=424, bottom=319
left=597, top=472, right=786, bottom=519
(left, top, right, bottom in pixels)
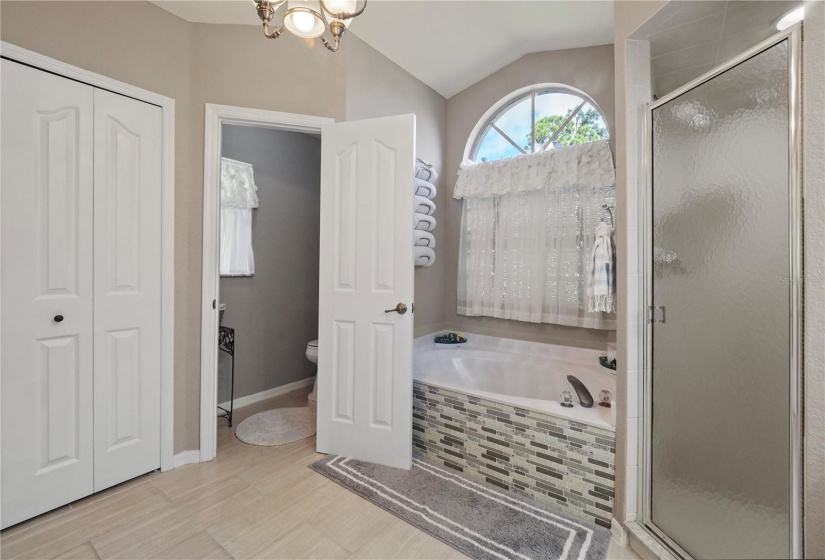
left=310, top=455, right=609, bottom=560
left=235, top=407, right=315, bottom=446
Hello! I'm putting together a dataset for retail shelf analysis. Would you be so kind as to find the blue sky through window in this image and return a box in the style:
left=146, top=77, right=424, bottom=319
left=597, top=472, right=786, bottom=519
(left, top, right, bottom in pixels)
left=474, top=89, right=608, bottom=162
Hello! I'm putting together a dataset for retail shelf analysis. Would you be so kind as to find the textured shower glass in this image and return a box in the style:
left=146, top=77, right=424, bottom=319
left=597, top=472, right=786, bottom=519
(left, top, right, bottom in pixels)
left=650, top=40, right=791, bottom=559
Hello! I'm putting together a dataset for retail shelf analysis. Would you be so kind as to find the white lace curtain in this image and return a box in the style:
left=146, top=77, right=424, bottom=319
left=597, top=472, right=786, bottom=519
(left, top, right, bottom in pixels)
left=220, top=157, right=259, bottom=277
left=455, top=141, right=616, bottom=330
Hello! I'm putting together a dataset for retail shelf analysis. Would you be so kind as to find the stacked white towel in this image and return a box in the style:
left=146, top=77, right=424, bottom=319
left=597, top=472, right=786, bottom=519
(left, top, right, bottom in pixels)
left=413, top=159, right=438, bottom=267
left=415, top=195, right=436, bottom=216
left=414, top=178, right=437, bottom=199
left=414, top=230, right=436, bottom=248
left=414, top=246, right=436, bottom=267
left=415, top=213, right=436, bottom=232
left=415, top=158, right=438, bottom=183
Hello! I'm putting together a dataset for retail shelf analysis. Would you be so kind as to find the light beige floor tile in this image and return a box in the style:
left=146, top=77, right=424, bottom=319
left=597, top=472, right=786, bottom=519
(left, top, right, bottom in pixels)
left=307, top=488, right=400, bottom=553
left=91, top=476, right=260, bottom=559
left=0, top=387, right=488, bottom=560
left=0, top=505, right=73, bottom=538
left=205, top=473, right=341, bottom=559
left=0, top=483, right=171, bottom=560
left=236, top=441, right=322, bottom=495
left=52, top=542, right=101, bottom=560
left=149, top=530, right=233, bottom=560
left=71, top=475, right=154, bottom=511
left=253, top=523, right=350, bottom=560
left=607, top=537, right=641, bottom=560
left=349, top=516, right=469, bottom=560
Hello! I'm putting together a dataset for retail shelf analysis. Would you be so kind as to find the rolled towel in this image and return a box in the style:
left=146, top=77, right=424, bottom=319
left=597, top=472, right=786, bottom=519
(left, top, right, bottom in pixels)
left=414, top=213, right=436, bottom=232
left=414, top=246, right=435, bottom=267
left=414, top=195, right=436, bottom=216
left=414, top=178, right=437, bottom=199
left=415, top=158, right=438, bottom=183
left=414, top=230, right=436, bottom=248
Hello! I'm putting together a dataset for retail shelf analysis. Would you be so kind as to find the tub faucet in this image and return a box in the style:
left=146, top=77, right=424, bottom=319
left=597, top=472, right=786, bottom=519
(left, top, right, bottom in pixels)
left=566, top=375, right=594, bottom=408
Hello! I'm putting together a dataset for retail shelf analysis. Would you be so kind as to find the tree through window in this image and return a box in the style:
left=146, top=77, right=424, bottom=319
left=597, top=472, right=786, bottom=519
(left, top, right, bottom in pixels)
left=471, top=86, right=609, bottom=163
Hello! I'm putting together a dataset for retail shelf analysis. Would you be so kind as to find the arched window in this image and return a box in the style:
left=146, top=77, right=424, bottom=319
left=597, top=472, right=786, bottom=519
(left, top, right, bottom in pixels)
left=467, top=84, right=609, bottom=163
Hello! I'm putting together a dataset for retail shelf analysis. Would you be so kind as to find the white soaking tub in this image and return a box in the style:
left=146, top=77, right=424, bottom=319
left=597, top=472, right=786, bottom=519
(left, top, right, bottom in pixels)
left=413, top=332, right=616, bottom=430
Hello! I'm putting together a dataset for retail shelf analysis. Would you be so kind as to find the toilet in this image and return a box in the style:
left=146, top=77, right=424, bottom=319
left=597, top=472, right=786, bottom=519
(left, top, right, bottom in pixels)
left=305, top=339, right=318, bottom=411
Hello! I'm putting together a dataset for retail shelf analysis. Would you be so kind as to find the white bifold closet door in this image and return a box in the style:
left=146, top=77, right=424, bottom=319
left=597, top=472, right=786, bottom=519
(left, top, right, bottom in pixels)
left=0, top=60, right=162, bottom=529
left=91, top=88, right=162, bottom=491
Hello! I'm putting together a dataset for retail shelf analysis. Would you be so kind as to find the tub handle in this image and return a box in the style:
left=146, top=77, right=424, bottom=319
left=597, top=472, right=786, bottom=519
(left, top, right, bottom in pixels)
left=385, top=303, right=408, bottom=315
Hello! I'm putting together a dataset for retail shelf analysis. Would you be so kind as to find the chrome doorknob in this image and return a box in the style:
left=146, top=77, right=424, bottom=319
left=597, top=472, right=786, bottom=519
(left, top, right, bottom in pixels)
left=384, top=303, right=408, bottom=315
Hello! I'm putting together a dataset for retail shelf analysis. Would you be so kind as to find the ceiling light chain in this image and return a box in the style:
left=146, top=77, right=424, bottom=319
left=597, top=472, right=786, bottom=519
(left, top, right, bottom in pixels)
left=253, top=0, right=367, bottom=52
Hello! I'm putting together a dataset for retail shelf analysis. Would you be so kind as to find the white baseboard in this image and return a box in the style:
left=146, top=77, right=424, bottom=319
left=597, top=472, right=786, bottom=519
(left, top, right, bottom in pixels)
left=172, top=450, right=201, bottom=469
left=611, top=518, right=629, bottom=546
left=217, top=376, right=315, bottom=412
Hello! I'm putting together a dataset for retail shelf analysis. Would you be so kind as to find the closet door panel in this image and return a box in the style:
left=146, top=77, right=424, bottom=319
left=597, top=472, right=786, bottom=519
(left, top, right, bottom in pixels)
left=92, top=89, right=162, bottom=491
left=1, top=60, right=95, bottom=529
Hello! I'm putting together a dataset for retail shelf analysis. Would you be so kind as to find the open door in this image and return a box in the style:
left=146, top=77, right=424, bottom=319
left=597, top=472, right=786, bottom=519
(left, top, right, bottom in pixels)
left=317, top=114, right=415, bottom=470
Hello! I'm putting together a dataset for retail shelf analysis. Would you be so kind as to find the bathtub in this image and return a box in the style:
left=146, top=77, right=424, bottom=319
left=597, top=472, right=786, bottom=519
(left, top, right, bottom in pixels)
left=413, top=333, right=616, bottom=430
left=412, top=332, right=617, bottom=528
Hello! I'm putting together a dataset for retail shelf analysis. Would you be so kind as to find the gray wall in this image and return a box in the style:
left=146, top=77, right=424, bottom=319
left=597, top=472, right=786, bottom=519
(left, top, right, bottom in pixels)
left=219, top=125, right=321, bottom=400
left=344, top=36, right=449, bottom=337
left=443, top=45, right=617, bottom=350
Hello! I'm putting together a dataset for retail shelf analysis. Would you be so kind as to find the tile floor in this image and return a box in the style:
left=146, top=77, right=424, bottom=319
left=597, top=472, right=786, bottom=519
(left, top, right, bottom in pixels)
left=1, top=387, right=639, bottom=559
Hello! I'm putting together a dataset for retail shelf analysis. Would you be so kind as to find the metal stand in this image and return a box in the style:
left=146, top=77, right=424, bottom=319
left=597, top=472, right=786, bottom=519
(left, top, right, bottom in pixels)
left=218, top=326, right=235, bottom=426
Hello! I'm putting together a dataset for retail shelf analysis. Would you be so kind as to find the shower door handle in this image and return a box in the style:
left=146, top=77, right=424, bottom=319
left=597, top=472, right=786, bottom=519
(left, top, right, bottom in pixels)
left=385, top=303, right=408, bottom=315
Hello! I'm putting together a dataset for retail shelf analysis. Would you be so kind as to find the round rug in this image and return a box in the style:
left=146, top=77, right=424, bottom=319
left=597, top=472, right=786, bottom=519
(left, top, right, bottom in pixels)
left=235, top=407, right=316, bottom=446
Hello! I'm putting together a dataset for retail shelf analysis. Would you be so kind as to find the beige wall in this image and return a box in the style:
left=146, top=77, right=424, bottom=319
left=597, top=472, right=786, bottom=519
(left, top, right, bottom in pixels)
left=344, top=36, right=449, bottom=337
left=1, top=0, right=201, bottom=452
left=1, top=1, right=446, bottom=453
left=443, top=45, right=617, bottom=350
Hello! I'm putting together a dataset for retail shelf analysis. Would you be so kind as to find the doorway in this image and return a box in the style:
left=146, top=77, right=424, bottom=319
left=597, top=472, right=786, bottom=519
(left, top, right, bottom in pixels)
left=200, top=105, right=333, bottom=461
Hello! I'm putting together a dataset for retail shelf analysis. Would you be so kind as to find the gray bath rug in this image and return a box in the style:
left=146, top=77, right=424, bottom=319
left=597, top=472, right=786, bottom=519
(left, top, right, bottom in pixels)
left=310, top=455, right=609, bottom=560
left=235, top=407, right=315, bottom=446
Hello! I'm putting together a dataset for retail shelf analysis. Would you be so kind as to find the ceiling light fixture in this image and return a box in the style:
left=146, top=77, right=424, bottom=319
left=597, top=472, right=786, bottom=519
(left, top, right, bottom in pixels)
left=254, top=0, right=366, bottom=52
left=773, top=5, right=804, bottom=31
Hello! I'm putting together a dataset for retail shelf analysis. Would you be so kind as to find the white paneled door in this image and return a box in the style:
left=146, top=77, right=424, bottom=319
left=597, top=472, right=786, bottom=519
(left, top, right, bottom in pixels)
left=316, top=115, right=416, bottom=469
left=0, top=60, right=162, bottom=528
left=92, top=90, right=162, bottom=491
left=1, top=59, right=96, bottom=528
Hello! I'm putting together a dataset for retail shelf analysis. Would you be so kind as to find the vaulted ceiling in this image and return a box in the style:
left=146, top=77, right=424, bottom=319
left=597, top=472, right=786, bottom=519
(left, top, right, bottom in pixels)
left=149, top=0, right=615, bottom=98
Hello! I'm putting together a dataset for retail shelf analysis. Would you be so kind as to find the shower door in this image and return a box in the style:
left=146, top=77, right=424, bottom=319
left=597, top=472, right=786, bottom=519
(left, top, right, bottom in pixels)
left=645, top=29, right=801, bottom=559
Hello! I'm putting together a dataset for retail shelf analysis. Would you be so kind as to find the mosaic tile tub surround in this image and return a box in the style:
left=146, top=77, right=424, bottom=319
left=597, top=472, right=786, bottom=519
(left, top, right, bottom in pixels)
left=412, top=381, right=616, bottom=529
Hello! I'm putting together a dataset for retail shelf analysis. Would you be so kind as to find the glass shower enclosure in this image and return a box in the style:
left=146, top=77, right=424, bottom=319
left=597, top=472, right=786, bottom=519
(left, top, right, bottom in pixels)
left=643, top=28, right=802, bottom=559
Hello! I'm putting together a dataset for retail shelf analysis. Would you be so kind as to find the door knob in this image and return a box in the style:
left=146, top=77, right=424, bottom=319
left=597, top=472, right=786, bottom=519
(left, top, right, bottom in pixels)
left=384, top=303, right=408, bottom=315
left=54, top=315, right=64, bottom=323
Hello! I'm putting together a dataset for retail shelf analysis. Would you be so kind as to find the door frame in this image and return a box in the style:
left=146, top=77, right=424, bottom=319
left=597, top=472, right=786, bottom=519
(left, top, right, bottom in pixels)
left=0, top=42, right=177, bottom=472
left=199, top=104, right=334, bottom=462
left=640, top=26, right=803, bottom=559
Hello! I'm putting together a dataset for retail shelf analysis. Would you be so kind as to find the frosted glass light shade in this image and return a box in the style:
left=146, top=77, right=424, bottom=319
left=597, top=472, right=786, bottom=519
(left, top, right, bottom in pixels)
left=774, top=6, right=804, bottom=30
left=322, top=0, right=357, bottom=27
left=284, top=0, right=325, bottom=38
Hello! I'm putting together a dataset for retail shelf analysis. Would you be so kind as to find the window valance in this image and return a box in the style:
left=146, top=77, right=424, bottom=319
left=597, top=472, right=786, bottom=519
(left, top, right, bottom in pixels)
left=454, top=140, right=615, bottom=200
left=221, top=157, right=260, bottom=208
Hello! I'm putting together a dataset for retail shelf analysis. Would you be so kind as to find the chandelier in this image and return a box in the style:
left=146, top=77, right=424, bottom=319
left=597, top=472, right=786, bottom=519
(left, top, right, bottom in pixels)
left=253, top=0, right=367, bottom=52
